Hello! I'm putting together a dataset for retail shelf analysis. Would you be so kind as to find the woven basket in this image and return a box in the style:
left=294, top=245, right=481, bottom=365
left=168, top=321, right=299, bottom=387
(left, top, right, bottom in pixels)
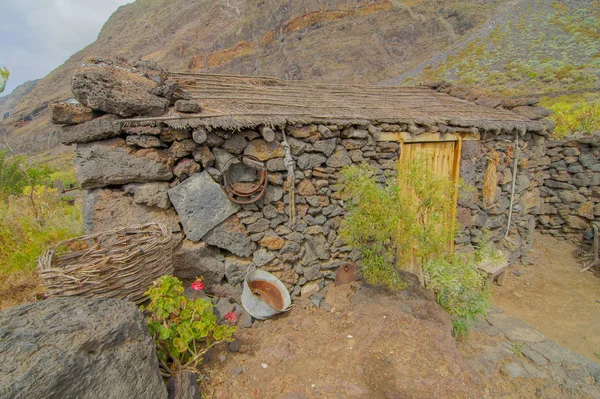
left=38, top=223, right=173, bottom=304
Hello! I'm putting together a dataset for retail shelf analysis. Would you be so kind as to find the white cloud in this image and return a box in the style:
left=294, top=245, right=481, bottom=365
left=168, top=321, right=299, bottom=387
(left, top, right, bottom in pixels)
left=0, top=0, right=134, bottom=96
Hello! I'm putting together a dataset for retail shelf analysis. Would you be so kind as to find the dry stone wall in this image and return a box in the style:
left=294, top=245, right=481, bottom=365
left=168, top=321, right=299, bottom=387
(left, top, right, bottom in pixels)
left=456, top=132, right=544, bottom=264
left=52, top=58, right=552, bottom=304
left=536, top=134, right=600, bottom=239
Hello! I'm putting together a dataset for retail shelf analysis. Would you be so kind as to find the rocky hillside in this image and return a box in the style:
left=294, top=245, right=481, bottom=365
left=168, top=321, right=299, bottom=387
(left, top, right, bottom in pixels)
left=2, top=0, right=597, bottom=153
left=0, top=0, right=494, bottom=153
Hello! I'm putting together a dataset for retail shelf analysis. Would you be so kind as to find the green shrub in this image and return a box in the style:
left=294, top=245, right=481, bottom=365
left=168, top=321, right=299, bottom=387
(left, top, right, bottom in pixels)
left=0, top=149, right=53, bottom=199
left=340, top=156, right=457, bottom=289
left=143, top=276, right=237, bottom=376
left=423, top=253, right=490, bottom=337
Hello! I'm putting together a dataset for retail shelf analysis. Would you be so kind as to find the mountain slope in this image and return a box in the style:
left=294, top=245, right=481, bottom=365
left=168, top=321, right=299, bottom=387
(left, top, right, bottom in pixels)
left=1, top=0, right=494, bottom=152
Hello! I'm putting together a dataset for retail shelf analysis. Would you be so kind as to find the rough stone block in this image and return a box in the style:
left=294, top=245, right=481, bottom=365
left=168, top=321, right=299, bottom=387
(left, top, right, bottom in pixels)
left=168, top=171, right=240, bottom=241
left=50, top=101, right=98, bottom=125
left=59, top=114, right=121, bottom=145
left=75, top=138, right=172, bottom=189
left=72, top=66, right=169, bottom=117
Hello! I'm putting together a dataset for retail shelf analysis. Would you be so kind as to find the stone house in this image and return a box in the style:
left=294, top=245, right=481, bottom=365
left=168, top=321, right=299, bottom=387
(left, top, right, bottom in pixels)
left=52, top=58, right=557, bottom=299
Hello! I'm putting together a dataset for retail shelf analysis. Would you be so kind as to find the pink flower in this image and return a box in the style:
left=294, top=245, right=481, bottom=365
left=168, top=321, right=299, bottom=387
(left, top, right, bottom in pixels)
left=190, top=279, right=205, bottom=291
left=224, top=312, right=237, bottom=322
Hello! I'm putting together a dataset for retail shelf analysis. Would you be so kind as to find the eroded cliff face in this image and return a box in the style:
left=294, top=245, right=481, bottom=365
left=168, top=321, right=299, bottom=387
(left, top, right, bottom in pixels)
left=2, top=0, right=490, bottom=153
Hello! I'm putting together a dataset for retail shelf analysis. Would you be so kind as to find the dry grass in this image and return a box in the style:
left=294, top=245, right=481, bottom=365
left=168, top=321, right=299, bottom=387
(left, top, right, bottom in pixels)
left=0, top=269, right=44, bottom=310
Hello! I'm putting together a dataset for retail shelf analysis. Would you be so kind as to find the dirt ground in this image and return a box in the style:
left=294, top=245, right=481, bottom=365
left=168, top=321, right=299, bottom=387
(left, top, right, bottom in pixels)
left=493, top=232, right=600, bottom=365
left=202, top=280, right=485, bottom=399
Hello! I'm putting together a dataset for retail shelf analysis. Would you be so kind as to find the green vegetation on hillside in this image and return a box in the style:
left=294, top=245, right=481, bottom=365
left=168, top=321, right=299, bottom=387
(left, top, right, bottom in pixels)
left=0, top=150, right=81, bottom=309
left=543, top=94, right=600, bottom=137
left=411, top=0, right=599, bottom=97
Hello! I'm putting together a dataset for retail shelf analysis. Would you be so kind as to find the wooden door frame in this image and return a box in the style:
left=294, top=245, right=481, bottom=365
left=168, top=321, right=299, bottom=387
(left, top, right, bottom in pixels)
left=376, top=131, right=477, bottom=279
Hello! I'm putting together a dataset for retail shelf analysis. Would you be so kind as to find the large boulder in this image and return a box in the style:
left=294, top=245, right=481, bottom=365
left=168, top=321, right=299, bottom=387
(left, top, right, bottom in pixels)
left=83, top=188, right=181, bottom=234
left=72, top=66, right=169, bottom=117
left=0, top=297, right=167, bottom=399
left=75, top=138, right=173, bottom=189
left=58, top=114, right=121, bottom=145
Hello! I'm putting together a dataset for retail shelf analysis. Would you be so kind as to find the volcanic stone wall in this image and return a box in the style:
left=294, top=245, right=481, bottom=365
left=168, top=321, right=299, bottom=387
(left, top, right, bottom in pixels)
left=51, top=58, right=552, bottom=303
left=456, top=131, right=544, bottom=264
left=536, top=134, right=600, bottom=240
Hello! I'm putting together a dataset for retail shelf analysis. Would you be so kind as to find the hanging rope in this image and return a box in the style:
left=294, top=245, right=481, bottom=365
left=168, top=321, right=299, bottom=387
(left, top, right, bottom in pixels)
left=281, top=129, right=296, bottom=226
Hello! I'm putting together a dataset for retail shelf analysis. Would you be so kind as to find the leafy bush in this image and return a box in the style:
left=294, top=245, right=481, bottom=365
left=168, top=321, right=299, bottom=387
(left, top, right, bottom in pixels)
left=0, top=149, right=53, bottom=199
left=143, top=276, right=237, bottom=376
left=423, top=253, right=490, bottom=337
left=340, top=156, right=457, bottom=289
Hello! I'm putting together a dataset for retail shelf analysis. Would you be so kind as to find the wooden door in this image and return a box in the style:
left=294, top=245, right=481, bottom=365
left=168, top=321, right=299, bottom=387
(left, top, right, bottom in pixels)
left=397, top=139, right=462, bottom=280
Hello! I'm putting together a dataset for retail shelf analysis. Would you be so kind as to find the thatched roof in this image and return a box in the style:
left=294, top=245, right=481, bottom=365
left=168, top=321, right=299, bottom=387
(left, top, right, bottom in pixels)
left=119, top=72, right=546, bottom=133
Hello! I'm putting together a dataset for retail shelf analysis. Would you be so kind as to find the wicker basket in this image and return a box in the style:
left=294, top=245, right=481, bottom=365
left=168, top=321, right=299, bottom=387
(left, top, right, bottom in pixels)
left=38, top=223, right=173, bottom=304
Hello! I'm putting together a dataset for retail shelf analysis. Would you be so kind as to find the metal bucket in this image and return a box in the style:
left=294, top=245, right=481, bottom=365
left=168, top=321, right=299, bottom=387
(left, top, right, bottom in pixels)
left=241, top=269, right=291, bottom=320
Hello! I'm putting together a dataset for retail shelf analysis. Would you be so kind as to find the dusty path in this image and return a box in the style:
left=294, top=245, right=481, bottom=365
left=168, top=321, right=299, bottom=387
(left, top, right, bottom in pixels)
left=493, top=232, right=600, bottom=365
left=379, top=0, right=527, bottom=86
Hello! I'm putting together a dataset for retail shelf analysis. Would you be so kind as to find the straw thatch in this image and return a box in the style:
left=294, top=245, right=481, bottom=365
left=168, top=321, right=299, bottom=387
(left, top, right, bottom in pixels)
left=37, top=223, right=173, bottom=304
left=116, top=72, right=546, bottom=133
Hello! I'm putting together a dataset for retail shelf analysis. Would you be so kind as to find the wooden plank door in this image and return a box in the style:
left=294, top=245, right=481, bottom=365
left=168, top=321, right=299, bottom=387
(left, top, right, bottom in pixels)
left=397, top=140, right=462, bottom=280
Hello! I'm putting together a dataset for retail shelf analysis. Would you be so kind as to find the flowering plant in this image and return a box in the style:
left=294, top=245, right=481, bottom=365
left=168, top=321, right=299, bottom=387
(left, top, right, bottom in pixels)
left=142, top=275, right=236, bottom=376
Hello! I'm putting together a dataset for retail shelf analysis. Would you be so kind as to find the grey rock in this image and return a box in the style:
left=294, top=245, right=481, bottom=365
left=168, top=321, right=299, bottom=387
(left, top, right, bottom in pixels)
left=169, top=139, right=198, bottom=159
left=247, top=219, right=270, bottom=234
left=174, top=99, right=201, bottom=113
left=312, top=139, right=337, bottom=157
left=287, top=137, right=312, bottom=156
left=168, top=172, right=240, bottom=241
left=213, top=148, right=236, bottom=171
left=76, top=138, right=172, bottom=190
left=192, top=147, right=215, bottom=168
left=228, top=340, right=242, bottom=353
left=225, top=256, right=253, bottom=285
left=151, top=81, right=189, bottom=105
left=192, top=128, right=207, bottom=144
left=503, top=362, right=527, bottom=378
left=521, top=345, right=548, bottom=367
left=72, top=66, right=168, bottom=117
left=579, top=153, right=597, bottom=168
left=558, top=191, right=587, bottom=204
left=545, top=180, right=576, bottom=190
left=486, top=313, right=546, bottom=343
left=203, top=216, right=257, bottom=257
left=280, top=241, right=301, bottom=255
left=126, top=135, right=165, bottom=148
left=572, top=173, right=591, bottom=187
left=205, top=133, right=225, bottom=147
left=266, top=158, right=287, bottom=172
left=124, top=182, right=171, bottom=209
left=0, top=297, right=167, bottom=399
left=263, top=185, right=284, bottom=204
left=173, top=158, right=201, bottom=180
left=168, top=371, right=201, bottom=399
left=298, top=153, right=326, bottom=170
left=173, top=240, right=225, bottom=285
left=341, top=127, right=369, bottom=139
left=326, top=147, right=352, bottom=168
left=303, top=263, right=320, bottom=280
left=302, top=234, right=329, bottom=265
left=59, top=114, right=121, bottom=145
left=317, top=125, right=338, bottom=138
left=222, top=135, right=247, bottom=155
left=253, top=248, right=276, bottom=267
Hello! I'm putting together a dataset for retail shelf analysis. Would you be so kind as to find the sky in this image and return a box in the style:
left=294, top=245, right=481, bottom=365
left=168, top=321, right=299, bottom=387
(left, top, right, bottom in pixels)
left=0, top=0, right=134, bottom=97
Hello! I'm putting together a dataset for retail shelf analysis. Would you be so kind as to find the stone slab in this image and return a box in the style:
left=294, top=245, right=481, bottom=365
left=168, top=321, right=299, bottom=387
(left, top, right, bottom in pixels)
left=168, top=171, right=240, bottom=241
